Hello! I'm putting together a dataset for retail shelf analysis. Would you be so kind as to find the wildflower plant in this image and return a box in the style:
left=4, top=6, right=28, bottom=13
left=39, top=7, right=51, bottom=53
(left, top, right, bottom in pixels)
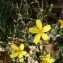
left=10, top=44, right=29, bottom=62
left=40, top=53, right=55, bottom=63
left=29, top=19, right=51, bottom=44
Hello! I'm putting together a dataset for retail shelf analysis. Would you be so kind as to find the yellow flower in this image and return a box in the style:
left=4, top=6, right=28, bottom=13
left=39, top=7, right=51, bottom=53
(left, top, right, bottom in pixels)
left=40, top=53, right=55, bottom=63
left=10, top=44, right=29, bottom=62
left=59, top=19, right=63, bottom=28
left=29, top=19, right=51, bottom=44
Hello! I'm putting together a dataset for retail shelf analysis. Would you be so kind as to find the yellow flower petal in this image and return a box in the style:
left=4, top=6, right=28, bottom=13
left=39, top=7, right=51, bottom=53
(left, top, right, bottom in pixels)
left=43, top=25, right=51, bottom=32
left=10, top=51, right=20, bottom=58
left=46, top=53, right=50, bottom=58
left=40, top=56, right=48, bottom=63
left=40, top=53, right=55, bottom=63
left=19, top=44, right=24, bottom=51
left=25, top=53, right=29, bottom=57
left=59, top=19, right=63, bottom=24
left=29, top=27, right=39, bottom=34
left=18, top=53, right=23, bottom=58
left=33, top=33, right=41, bottom=44
left=41, top=58, right=55, bottom=63
left=42, top=33, right=49, bottom=40
left=41, top=59, right=47, bottom=63
left=59, top=19, right=63, bottom=28
left=36, top=19, right=42, bottom=30
left=22, top=51, right=29, bottom=57
left=22, top=51, right=27, bottom=55
left=11, top=44, right=20, bottom=51
left=47, top=58, right=55, bottom=63
left=41, top=53, right=50, bottom=59
left=60, top=25, right=63, bottom=28
left=19, top=57, right=24, bottom=62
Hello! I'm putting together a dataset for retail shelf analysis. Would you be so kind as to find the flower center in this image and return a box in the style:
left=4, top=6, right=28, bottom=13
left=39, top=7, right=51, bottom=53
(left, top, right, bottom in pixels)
left=39, top=29, right=43, bottom=34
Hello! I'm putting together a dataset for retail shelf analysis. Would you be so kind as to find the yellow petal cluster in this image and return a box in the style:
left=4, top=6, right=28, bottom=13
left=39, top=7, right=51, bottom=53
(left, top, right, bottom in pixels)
left=29, top=19, right=51, bottom=44
left=59, top=19, right=63, bottom=28
left=40, top=53, right=55, bottom=63
left=10, top=44, right=29, bottom=62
